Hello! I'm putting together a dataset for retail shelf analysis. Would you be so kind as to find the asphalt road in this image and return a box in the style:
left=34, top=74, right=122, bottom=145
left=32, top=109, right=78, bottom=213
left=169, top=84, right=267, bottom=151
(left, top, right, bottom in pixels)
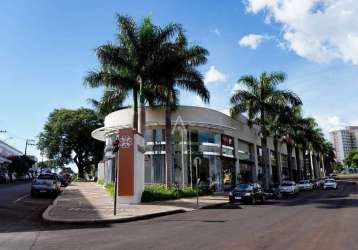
left=1, top=179, right=358, bottom=250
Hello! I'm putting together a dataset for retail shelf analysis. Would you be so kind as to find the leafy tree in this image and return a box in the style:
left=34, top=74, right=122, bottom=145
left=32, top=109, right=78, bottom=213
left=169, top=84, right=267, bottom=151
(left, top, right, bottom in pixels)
left=7, top=155, right=35, bottom=179
left=38, top=108, right=104, bottom=178
left=344, top=149, right=358, bottom=168
left=85, top=15, right=182, bottom=133
left=150, top=32, right=209, bottom=186
left=230, top=72, right=301, bottom=189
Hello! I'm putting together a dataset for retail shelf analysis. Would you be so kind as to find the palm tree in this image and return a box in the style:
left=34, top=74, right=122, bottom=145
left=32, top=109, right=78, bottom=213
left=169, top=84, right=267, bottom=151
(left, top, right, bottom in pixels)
left=279, top=106, right=304, bottom=181
left=322, top=141, right=335, bottom=175
left=267, top=112, right=283, bottom=184
left=85, top=15, right=182, bottom=133
left=88, top=88, right=128, bottom=119
left=150, top=32, right=210, bottom=186
left=230, top=72, right=301, bottom=189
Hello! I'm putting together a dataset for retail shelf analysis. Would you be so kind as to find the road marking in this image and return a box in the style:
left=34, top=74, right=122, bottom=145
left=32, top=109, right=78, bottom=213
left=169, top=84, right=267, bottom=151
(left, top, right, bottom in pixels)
left=14, top=194, right=29, bottom=203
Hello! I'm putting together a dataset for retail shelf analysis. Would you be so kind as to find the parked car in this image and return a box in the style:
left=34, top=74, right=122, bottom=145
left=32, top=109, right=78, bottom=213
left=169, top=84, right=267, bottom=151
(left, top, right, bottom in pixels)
left=31, top=173, right=61, bottom=197
left=323, top=179, right=337, bottom=190
left=318, top=177, right=327, bottom=188
left=264, top=187, right=282, bottom=200
left=298, top=180, right=313, bottom=191
left=0, top=172, right=10, bottom=184
left=229, top=183, right=265, bottom=204
left=278, top=181, right=299, bottom=195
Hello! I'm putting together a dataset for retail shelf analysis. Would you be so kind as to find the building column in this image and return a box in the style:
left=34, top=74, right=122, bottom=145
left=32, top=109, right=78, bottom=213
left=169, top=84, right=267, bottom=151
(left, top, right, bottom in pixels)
left=321, top=155, right=326, bottom=177
left=310, top=152, right=315, bottom=180
left=253, top=144, right=258, bottom=182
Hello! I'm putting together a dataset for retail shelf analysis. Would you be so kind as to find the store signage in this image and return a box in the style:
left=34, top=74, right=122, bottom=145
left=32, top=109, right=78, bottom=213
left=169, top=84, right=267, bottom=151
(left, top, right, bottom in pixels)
left=221, top=134, right=234, bottom=148
left=117, top=128, right=134, bottom=196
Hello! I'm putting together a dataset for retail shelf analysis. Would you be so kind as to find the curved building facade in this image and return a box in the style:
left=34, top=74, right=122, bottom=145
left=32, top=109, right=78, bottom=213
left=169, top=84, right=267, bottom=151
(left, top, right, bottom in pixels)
left=92, top=106, right=317, bottom=192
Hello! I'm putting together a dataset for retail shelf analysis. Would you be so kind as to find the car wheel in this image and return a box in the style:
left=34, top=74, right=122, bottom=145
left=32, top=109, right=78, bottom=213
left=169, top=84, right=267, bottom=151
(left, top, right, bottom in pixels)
left=31, top=190, right=37, bottom=198
left=251, top=197, right=256, bottom=205
left=260, top=196, right=265, bottom=204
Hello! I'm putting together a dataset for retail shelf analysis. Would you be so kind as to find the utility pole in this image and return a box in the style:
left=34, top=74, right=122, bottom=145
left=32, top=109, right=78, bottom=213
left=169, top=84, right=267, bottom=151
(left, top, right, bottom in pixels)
left=24, top=139, right=36, bottom=156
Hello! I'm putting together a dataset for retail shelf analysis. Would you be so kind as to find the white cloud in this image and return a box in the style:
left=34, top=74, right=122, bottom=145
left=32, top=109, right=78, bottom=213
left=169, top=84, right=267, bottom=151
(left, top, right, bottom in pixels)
left=244, top=0, right=358, bottom=64
left=204, top=66, right=226, bottom=84
left=312, top=115, right=358, bottom=138
left=239, top=34, right=270, bottom=49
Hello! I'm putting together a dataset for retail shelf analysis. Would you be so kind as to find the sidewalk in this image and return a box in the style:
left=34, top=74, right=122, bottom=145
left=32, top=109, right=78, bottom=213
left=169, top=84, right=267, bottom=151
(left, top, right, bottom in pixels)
left=42, top=182, right=228, bottom=224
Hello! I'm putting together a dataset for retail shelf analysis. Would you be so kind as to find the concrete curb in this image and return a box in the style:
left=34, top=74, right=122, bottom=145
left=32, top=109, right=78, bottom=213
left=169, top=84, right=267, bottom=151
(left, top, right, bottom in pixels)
left=42, top=201, right=228, bottom=225
left=42, top=184, right=228, bottom=224
left=42, top=207, right=186, bottom=224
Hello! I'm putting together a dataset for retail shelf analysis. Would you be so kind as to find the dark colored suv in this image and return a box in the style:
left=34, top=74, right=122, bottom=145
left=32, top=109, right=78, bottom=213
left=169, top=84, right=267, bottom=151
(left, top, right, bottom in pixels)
left=229, top=183, right=265, bottom=204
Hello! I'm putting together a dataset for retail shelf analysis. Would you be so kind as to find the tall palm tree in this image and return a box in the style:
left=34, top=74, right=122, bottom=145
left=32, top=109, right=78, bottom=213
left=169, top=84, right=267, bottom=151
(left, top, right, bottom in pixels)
left=267, top=112, right=283, bottom=184
left=150, top=32, right=210, bottom=186
left=85, top=15, right=182, bottom=133
left=279, top=106, right=304, bottom=181
left=322, top=141, right=335, bottom=175
left=230, top=72, right=301, bottom=189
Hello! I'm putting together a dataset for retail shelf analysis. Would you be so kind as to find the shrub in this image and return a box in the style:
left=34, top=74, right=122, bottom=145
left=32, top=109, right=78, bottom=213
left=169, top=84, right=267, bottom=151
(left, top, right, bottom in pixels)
left=97, top=178, right=105, bottom=186
left=141, top=184, right=210, bottom=202
left=105, top=183, right=115, bottom=198
left=141, top=184, right=176, bottom=202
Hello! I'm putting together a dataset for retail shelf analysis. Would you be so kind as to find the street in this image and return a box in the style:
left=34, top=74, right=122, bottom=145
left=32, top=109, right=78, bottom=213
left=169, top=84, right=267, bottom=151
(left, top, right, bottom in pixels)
left=1, top=179, right=358, bottom=250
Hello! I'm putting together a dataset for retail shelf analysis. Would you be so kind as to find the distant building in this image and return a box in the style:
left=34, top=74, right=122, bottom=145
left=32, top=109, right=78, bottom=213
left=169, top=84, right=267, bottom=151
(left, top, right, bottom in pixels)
left=0, top=140, right=23, bottom=171
left=330, top=126, right=358, bottom=163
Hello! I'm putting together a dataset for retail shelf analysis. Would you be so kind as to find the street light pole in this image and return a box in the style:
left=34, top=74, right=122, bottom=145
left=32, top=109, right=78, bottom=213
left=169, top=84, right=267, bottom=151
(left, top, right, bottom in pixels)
left=24, top=139, right=36, bottom=156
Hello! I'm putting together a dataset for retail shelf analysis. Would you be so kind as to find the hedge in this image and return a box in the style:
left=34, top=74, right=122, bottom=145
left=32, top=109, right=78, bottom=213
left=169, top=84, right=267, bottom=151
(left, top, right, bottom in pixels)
left=141, top=184, right=211, bottom=202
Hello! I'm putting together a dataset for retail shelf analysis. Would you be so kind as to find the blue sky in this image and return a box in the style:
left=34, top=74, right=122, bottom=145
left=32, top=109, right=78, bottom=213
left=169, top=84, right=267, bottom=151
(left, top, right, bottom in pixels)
left=1, top=0, right=358, bottom=159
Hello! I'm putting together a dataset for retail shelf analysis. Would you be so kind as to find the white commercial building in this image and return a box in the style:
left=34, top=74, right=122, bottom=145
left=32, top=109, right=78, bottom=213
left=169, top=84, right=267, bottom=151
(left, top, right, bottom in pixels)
left=0, top=140, right=23, bottom=171
left=92, top=106, right=324, bottom=191
left=330, top=126, right=358, bottom=163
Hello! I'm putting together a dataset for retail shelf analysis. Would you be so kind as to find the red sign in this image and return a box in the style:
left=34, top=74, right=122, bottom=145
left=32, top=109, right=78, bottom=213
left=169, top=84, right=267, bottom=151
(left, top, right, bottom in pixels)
left=117, top=128, right=135, bottom=196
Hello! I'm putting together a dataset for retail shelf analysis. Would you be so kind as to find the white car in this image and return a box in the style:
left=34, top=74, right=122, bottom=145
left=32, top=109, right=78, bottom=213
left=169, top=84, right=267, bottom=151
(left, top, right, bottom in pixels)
left=31, top=173, right=61, bottom=197
left=279, top=181, right=299, bottom=194
left=298, top=180, right=313, bottom=191
left=323, top=179, right=337, bottom=190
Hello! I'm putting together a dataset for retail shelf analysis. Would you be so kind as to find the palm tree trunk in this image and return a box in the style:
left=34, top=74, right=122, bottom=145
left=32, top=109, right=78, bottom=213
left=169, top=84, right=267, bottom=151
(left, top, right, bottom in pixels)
left=295, top=146, right=301, bottom=181
left=139, top=82, right=146, bottom=135
left=261, top=136, right=270, bottom=190
left=287, top=142, right=293, bottom=180
left=132, top=88, right=138, bottom=131
left=273, top=137, right=282, bottom=184
left=165, top=105, right=173, bottom=187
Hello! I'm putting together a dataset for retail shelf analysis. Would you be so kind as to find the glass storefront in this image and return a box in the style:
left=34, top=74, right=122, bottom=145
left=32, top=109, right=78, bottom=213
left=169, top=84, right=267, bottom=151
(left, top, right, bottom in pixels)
left=144, top=127, right=236, bottom=192
left=238, top=139, right=255, bottom=183
left=281, top=154, right=289, bottom=180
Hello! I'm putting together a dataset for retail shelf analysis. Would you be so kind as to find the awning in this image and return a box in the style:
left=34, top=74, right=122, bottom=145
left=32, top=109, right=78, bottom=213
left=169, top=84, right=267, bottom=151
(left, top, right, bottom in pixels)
left=0, top=155, right=11, bottom=164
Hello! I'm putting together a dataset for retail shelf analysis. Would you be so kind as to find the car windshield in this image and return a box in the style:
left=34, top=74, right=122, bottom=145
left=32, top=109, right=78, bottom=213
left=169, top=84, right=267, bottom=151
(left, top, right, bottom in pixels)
left=281, top=182, right=293, bottom=186
left=299, top=181, right=306, bottom=184
left=325, top=180, right=335, bottom=183
left=38, top=174, right=56, bottom=180
left=236, top=184, right=253, bottom=191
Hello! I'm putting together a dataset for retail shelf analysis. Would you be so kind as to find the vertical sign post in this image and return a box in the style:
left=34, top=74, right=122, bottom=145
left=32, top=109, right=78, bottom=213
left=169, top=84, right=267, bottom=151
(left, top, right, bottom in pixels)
left=112, top=136, right=120, bottom=216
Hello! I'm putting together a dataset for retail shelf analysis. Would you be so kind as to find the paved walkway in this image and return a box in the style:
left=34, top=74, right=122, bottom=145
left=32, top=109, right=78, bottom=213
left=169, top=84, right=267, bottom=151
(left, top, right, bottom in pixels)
left=43, top=182, right=227, bottom=224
